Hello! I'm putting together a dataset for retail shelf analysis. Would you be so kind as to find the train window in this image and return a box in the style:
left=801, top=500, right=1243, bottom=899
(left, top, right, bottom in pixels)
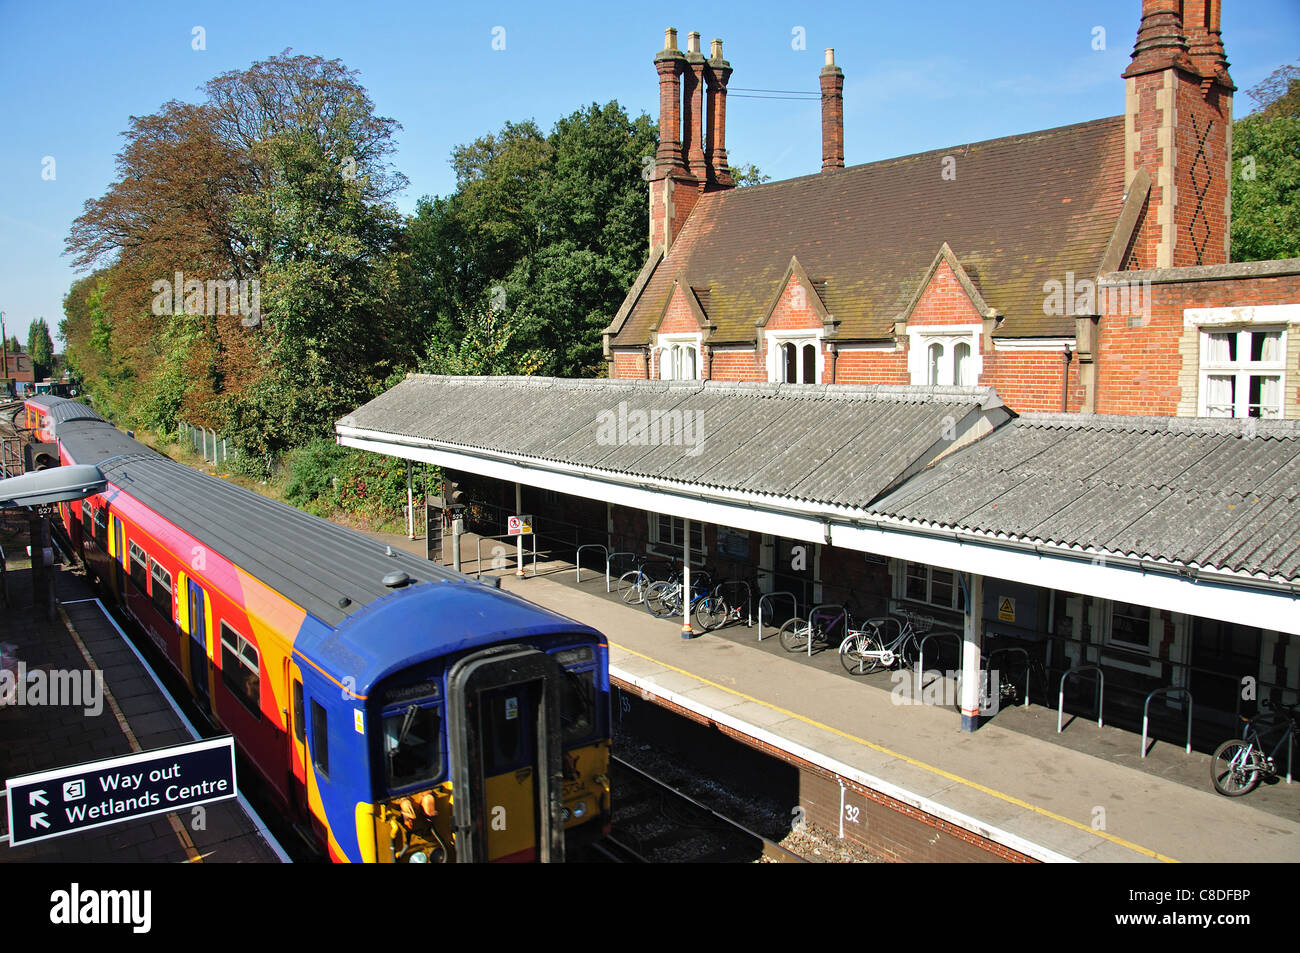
left=149, top=559, right=172, bottom=619
left=384, top=705, right=443, bottom=790
left=93, top=508, right=108, bottom=549
left=129, top=542, right=148, bottom=590
left=559, top=669, right=596, bottom=742
left=81, top=500, right=91, bottom=525
left=311, top=700, right=329, bottom=777
left=292, top=681, right=304, bottom=744
left=219, top=622, right=260, bottom=717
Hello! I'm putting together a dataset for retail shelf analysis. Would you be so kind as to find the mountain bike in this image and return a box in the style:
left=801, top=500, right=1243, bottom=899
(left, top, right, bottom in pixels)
left=1211, top=700, right=1299, bottom=797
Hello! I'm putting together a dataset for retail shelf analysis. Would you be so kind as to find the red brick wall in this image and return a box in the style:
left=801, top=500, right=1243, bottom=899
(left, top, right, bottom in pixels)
left=1170, top=81, right=1231, bottom=268
left=612, top=351, right=648, bottom=379
left=980, top=348, right=1084, bottom=413
left=1097, top=271, right=1300, bottom=416
left=659, top=286, right=701, bottom=334
left=834, top=348, right=909, bottom=386
left=907, top=260, right=984, bottom=326
left=709, top=348, right=764, bottom=381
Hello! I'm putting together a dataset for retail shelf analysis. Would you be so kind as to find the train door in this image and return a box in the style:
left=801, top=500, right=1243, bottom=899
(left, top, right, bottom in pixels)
left=186, top=579, right=211, bottom=710
left=109, top=515, right=125, bottom=604
left=286, top=660, right=309, bottom=818
left=447, top=646, right=565, bottom=863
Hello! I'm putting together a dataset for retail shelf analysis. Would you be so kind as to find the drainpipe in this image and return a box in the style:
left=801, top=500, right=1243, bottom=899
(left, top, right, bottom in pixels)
left=1060, top=349, right=1073, bottom=413
left=826, top=342, right=837, bottom=384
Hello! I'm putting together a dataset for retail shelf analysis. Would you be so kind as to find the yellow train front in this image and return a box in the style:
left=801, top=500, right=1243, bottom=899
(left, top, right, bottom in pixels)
left=294, top=578, right=611, bottom=863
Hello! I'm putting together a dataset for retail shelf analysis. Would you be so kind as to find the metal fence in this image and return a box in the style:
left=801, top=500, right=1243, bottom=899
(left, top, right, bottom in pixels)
left=178, top=421, right=237, bottom=465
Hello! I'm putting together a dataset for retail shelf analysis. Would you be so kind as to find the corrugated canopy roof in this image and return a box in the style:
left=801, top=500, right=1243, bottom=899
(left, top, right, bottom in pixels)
left=871, top=414, right=1300, bottom=580
left=610, top=116, right=1126, bottom=346
left=338, top=375, right=1004, bottom=509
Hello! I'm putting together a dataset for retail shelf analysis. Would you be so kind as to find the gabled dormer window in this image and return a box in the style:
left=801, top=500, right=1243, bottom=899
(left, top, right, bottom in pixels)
left=765, top=330, right=823, bottom=383
left=656, top=334, right=702, bottom=380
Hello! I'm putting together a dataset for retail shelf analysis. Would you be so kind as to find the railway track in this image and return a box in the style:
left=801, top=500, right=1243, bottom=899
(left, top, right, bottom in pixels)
left=602, top=754, right=807, bottom=863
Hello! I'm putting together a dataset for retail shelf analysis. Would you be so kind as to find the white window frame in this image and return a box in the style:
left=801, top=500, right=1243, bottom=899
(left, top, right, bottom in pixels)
left=906, top=325, right=984, bottom=386
left=1197, top=326, right=1286, bottom=419
left=764, top=329, right=823, bottom=383
left=1099, top=599, right=1167, bottom=676
left=647, top=513, right=706, bottom=561
left=655, top=333, right=702, bottom=381
left=892, top=560, right=965, bottom=614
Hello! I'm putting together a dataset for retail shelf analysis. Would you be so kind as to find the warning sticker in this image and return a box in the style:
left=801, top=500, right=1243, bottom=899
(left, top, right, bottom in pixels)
left=998, top=597, right=1015, bottom=623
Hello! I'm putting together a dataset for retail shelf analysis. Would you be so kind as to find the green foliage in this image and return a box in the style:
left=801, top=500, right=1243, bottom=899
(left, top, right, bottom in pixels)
left=283, top=437, right=413, bottom=524
left=1232, top=65, right=1300, bottom=262
left=728, top=162, right=771, bottom=187
left=27, top=318, right=55, bottom=380
left=420, top=305, right=550, bottom=376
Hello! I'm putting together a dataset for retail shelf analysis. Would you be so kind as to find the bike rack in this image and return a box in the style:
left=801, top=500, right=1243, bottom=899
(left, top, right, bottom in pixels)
left=475, top=533, right=536, bottom=579
left=603, top=551, right=636, bottom=594
left=1058, top=664, right=1104, bottom=733
left=574, top=544, right=608, bottom=586
left=715, top=580, right=753, bottom=628
left=1141, top=686, right=1193, bottom=757
left=986, top=647, right=1031, bottom=708
left=757, top=591, right=797, bottom=642
left=806, top=604, right=848, bottom=657
left=917, top=630, right=963, bottom=688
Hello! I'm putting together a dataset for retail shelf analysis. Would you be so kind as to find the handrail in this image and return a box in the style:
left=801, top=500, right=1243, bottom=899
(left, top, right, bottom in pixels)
left=604, top=551, right=636, bottom=593
left=986, top=647, right=1031, bottom=708
left=715, top=579, right=754, bottom=627
left=757, top=591, right=796, bottom=642
left=917, top=630, right=963, bottom=687
left=806, top=603, right=849, bottom=658
left=1142, top=686, right=1193, bottom=757
left=575, top=544, right=608, bottom=586
left=1058, top=664, right=1104, bottom=733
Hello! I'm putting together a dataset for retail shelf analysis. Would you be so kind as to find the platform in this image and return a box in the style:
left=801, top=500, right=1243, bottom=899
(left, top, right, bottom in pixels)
left=0, top=564, right=287, bottom=863
left=369, top=526, right=1299, bottom=864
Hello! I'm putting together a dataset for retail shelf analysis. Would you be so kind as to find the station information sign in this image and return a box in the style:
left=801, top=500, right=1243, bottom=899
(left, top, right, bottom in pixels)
left=5, top=736, right=236, bottom=846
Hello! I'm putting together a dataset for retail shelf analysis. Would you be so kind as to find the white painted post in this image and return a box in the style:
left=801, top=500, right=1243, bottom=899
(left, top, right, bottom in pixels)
left=406, top=460, right=415, bottom=539
left=961, top=573, right=984, bottom=731
left=515, top=482, right=524, bottom=578
left=682, top=519, right=694, bottom=638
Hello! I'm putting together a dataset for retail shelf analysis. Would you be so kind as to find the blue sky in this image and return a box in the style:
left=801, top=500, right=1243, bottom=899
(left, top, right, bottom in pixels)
left=1, top=0, right=1296, bottom=350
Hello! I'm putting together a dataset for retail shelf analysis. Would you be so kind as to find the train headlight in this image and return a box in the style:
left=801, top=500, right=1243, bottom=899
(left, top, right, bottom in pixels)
left=573, top=802, right=587, bottom=819
left=408, top=851, right=429, bottom=863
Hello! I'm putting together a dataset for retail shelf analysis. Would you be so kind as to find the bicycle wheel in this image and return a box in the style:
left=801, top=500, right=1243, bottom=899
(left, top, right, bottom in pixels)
left=839, top=633, right=879, bottom=675
left=695, top=595, right=728, bottom=632
left=645, top=582, right=676, bottom=619
left=1210, top=739, right=1264, bottom=796
left=619, top=570, right=647, bottom=605
left=778, top=618, right=811, bottom=653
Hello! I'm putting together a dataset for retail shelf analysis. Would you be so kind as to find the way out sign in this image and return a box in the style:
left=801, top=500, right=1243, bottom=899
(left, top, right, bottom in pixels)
left=5, top=736, right=236, bottom=846
left=508, top=515, right=533, bottom=536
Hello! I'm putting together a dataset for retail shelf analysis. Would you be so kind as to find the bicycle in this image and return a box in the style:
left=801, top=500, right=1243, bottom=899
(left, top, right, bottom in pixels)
left=692, top=578, right=754, bottom=632
left=615, top=556, right=672, bottom=606
left=645, top=569, right=712, bottom=625
left=1210, top=700, right=1299, bottom=797
left=779, top=605, right=853, bottom=654
left=838, top=608, right=933, bottom=675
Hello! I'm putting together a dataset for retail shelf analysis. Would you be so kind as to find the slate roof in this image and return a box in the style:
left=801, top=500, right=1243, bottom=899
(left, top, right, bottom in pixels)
left=610, top=116, right=1126, bottom=347
left=338, top=375, right=1004, bottom=509
left=871, top=414, right=1300, bottom=580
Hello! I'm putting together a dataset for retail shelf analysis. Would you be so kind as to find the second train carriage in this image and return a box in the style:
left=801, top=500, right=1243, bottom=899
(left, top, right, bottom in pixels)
left=31, top=397, right=612, bottom=862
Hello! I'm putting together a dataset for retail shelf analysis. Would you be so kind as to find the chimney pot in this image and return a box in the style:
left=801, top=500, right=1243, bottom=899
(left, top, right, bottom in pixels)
left=825, top=48, right=835, bottom=67
left=664, top=28, right=677, bottom=51
left=711, top=38, right=723, bottom=60
left=688, top=31, right=701, bottom=54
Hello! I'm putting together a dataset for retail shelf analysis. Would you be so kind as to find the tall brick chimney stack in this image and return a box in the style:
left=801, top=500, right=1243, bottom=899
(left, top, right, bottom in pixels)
left=654, top=29, right=686, bottom=175
left=705, top=38, right=734, bottom=189
left=650, top=29, right=705, bottom=254
left=820, top=49, right=845, bottom=172
left=1121, top=0, right=1233, bottom=269
left=683, top=32, right=709, bottom=186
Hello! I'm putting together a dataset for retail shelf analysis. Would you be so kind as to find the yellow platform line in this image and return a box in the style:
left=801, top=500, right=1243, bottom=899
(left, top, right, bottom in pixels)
left=612, top=641, right=1179, bottom=863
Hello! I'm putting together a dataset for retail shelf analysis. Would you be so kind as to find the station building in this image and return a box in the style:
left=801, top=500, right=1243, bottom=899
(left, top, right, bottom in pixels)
left=340, top=0, right=1300, bottom=737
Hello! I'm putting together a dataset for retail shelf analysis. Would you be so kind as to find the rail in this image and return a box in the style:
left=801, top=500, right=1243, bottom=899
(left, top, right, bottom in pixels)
left=986, top=647, right=1031, bottom=708
left=1141, top=687, right=1193, bottom=758
left=716, top=579, right=754, bottom=627
left=574, top=544, right=608, bottom=587
left=603, top=552, right=636, bottom=593
left=756, top=591, right=796, bottom=642
left=917, top=630, right=963, bottom=685
left=1058, top=664, right=1104, bottom=733
left=474, top=532, right=536, bottom=579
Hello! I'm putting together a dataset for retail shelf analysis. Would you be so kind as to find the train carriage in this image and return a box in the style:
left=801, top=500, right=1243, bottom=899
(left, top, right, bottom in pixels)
left=26, top=397, right=611, bottom=862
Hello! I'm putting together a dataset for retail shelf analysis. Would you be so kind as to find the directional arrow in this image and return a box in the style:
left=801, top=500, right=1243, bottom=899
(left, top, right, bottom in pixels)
left=30, top=813, right=49, bottom=830
left=28, top=790, right=47, bottom=807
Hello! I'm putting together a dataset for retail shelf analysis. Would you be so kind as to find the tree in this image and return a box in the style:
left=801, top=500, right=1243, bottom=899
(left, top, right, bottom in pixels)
left=728, top=162, right=771, bottom=187
left=4, top=337, right=20, bottom=355
left=1232, top=64, right=1300, bottom=262
left=27, top=318, right=55, bottom=380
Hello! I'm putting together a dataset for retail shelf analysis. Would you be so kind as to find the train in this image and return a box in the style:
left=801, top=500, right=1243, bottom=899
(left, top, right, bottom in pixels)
left=17, top=395, right=612, bottom=862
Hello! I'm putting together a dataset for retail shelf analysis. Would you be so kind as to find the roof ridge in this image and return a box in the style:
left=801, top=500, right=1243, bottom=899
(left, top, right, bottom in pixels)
left=1016, top=412, right=1300, bottom=437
